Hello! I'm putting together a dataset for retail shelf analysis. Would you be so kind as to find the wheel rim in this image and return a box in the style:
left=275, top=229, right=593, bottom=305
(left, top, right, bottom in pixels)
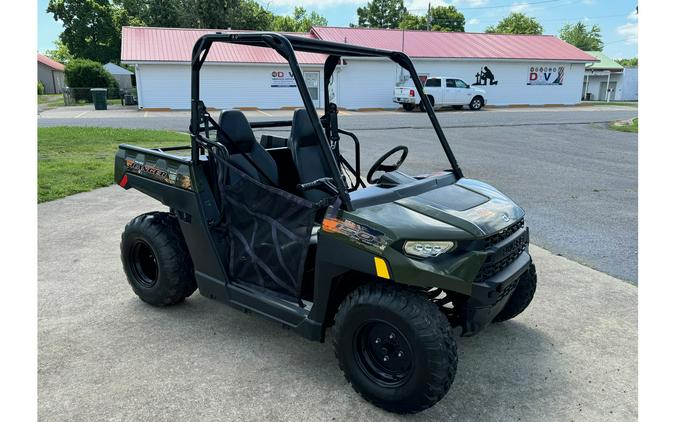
left=353, top=320, right=414, bottom=387
left=472, top=99, right=481, bottom=109
left=129, top=240, right=158, bottom=288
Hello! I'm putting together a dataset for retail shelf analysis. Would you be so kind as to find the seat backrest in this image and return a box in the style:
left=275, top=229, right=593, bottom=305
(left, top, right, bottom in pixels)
left=288, top=109, right=333, bottom=203
left=217, top=110, right=279, bottom=186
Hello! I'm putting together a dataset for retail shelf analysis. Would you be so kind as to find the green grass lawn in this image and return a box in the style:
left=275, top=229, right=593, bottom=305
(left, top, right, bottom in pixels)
left=609, top=118, right=639, bottom=133
left=38, top=127, right=190, bottom=202
left=38, top=94, right=65, bottom=108
left=584, top=101, right=639, bottom=108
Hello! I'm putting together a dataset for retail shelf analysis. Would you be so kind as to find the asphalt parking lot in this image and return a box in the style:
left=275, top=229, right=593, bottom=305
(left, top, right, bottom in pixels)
left=38, top=186, right=637, bottom=421
left=38, top=105, right=638, bottom=282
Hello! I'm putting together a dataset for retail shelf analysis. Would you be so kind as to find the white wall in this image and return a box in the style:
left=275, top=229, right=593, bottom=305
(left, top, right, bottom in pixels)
left=38, top=63, right=64, bottom=94
left=135, top=58, right=586, bottom=109
left=618, top=68, right=638, bottom=101
left=136, top=63, right=322, bottom=109
left=335, top=58, right=586, bottom=108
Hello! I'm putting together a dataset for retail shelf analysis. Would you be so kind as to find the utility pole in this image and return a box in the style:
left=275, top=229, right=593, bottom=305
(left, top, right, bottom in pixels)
left=426, top=2, right=431, bottom=31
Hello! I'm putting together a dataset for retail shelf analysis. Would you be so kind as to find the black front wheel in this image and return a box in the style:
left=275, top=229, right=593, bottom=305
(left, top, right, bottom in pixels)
left=332, top=284, right=457, bottom=414
left=121, top=212, right=197, bottom=306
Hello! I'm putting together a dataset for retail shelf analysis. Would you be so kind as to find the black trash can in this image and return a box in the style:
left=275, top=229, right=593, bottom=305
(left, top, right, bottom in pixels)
left=585, top=92, right=592, bottom=101
left=91, top=88, right=108, bottom=110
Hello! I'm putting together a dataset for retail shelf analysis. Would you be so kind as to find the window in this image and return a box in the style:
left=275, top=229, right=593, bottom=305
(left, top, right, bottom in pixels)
left=425, top=78, right=441, bottom=87
left=446, top=79, right=456, bottom=88
left=303, top=71, right=320, bottom=101
left=455, top=79, right=469, bottom=88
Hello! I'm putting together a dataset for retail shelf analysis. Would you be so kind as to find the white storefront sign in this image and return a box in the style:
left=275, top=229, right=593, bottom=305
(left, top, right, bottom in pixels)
left=527, top=65, right=565, bottom=86
left=271, top=70, right=296, bottom=88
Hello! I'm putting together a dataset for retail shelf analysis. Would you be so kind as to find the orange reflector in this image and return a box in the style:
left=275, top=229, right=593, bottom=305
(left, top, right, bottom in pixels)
left=374, top=257, right=390, bottom=279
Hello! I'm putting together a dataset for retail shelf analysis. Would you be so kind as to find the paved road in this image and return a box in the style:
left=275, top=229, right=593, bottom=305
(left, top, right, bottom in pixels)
left=38, top=106, right=638, bottom=282
left=38, top=104, right=638, bottom=131
left=38, top=187, right=637, bottom=422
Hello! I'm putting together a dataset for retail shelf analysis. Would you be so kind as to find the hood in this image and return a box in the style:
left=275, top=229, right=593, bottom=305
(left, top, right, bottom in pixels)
left=349, top=178, right=524, bottom=240
left=394, top=178, right=524, bottom=237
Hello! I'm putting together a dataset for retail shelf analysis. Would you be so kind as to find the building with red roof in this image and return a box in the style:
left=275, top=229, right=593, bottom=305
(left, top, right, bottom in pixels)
left=38, top=53, right=66, bottom=94
left=121, top=26, right=597, bottom=110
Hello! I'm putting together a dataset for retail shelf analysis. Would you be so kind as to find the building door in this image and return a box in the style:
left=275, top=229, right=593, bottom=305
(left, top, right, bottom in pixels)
left=303, top=71, right=320, bottom=107
left=599, top=81, right=617, bottom=101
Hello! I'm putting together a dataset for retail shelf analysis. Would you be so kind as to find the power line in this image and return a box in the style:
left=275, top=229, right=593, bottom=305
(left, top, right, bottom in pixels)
left=425, top=13, right=628, bottom=25
left=603, top=36, right=638, bottom=45
left=408, top=0, right=566, bottom=12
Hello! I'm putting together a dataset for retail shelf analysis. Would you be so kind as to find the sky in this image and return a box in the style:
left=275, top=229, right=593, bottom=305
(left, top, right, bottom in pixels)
left=38, top=0, right=638, bottom=59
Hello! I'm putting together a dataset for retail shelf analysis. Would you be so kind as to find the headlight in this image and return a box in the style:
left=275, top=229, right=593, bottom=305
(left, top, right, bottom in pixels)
left=403, top=241, right=455, bottom=258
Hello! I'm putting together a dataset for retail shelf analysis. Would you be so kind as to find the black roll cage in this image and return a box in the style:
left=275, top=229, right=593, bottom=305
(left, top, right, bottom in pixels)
left=189, top=32, right=463, bottom=211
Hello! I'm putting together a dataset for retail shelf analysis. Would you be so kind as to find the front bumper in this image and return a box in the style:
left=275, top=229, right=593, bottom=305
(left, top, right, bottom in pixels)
left=461, top=250, right=532, bottom=336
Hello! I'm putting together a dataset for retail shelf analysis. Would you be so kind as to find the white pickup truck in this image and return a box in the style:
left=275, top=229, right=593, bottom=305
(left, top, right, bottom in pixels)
left=394, top=76, right=486, bottom=111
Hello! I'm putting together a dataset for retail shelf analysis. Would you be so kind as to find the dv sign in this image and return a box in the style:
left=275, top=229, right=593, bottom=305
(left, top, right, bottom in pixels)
left=271, top=70, right=296, bottom=88
left=527, top=65, right=565, bottom=86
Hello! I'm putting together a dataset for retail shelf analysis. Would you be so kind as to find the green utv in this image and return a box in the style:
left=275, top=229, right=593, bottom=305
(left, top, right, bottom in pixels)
left=115, top=33, right=537, bottom=413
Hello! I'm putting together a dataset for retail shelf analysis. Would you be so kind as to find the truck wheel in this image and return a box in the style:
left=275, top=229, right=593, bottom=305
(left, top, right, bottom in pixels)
left=469, top=96, right=484, bottom=111
left=121, top=212, right=197, bottom=306
left=402, top=103, right=415, bottom=111
left=493, top=264, right=537, bottom=322
left=332, top=284, right=457, bottom=414
left=419, top=96, right=434, bottom=112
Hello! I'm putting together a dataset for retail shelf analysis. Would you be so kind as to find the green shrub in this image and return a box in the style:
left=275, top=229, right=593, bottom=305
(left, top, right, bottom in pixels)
left=38, top=81, right=45, bottom=95
left=64, top=59, right=119, bottom=102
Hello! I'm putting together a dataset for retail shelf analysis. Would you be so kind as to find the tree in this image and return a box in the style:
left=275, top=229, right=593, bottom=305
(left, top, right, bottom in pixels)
left=113, top=0, right=184, bottom=27
left=47, top=0, right=140, bottom=63
left=427, top=5, right=464, bottom=32
left=485, top=12, right=543, bottom=35
left=398, top=5, right=464, bottom=32
left=117, top=0, right=274, bottom=30
left=45, top=40, right=74, bottom=64
left=227, top=0, right=274, bottom=30
left=356, top=0, right=407, bottom=29
left=398, top=13, right=426, bottom=30
left=559, top=21, right=603, bottom=51
left=64, top=59, right=119, bottom=100
left=616, top=57, right=638, bottom=67
left=272, top=7, right=326, bottom=32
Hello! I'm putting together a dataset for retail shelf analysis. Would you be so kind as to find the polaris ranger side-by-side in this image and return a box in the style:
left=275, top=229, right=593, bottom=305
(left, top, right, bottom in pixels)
left=115, top=33, right=537, bottom=414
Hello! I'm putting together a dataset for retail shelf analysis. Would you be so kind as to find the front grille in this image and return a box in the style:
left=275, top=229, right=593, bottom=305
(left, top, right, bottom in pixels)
left=483, top=219, right=525, bottom=247
left=475, top=226, right=528, bottom=283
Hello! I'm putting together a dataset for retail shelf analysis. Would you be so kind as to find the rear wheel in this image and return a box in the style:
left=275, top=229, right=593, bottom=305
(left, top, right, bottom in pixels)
left=469, top=96, right=484, bottom=111
left=332, top=284, right=457, bottom=414
left=419, top=95, right=435, bottom=112
left=121, top=212, right=197, bottom=306
left=493, top=264, right=537, bottom=322
left=402, top=103, right=415, bottom=111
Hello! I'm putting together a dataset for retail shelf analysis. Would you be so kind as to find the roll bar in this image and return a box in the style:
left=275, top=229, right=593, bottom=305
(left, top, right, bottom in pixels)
left=189, top=32, right=464, bottom=211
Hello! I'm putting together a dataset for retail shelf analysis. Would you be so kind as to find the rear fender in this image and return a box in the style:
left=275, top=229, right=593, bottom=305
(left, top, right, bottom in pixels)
left=115, top=144, right=228, bottom=296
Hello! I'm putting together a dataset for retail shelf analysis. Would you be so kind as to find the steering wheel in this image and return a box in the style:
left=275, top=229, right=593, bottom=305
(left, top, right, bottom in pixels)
left=366, top=146, right=409, bottom=184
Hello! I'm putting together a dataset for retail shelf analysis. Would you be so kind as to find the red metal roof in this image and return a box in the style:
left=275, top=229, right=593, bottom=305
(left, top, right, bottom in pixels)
left=37, top=53, right=65, bottom=71
left=121, top=27, right=326, bottom=64
left=311, top=26, right=597, bottom=62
